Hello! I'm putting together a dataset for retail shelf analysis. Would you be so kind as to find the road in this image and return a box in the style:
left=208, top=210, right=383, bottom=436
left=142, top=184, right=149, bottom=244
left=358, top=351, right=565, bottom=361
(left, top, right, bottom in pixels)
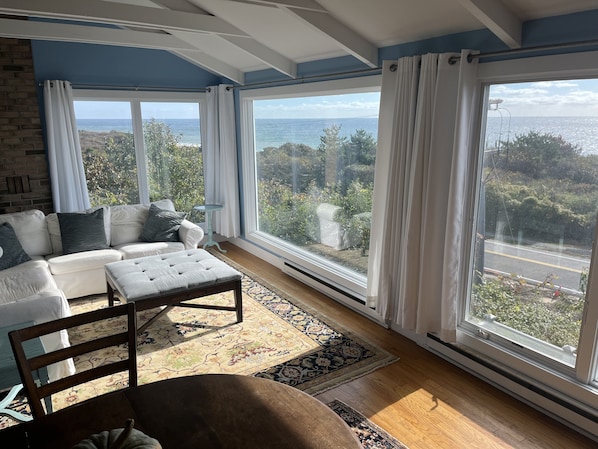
left=483, top=240, right=590, bottom=293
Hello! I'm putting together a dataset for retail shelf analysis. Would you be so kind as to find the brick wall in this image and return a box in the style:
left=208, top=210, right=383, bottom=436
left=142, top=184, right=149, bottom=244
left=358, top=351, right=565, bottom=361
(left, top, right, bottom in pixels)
left=0, top=37, right=52, bottom=215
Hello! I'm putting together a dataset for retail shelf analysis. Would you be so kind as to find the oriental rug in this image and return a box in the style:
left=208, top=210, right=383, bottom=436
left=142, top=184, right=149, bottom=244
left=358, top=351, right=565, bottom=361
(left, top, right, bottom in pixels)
left=1, top=254, right=397, bottom=426
left=328, top=400, right=410, bottom=449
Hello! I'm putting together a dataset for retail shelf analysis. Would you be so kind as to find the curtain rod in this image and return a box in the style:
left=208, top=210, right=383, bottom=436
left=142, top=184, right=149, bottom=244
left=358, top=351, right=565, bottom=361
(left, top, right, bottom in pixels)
left=448, top=38, right=598, bottom=64
left=37, top=82, right=207, bottom=93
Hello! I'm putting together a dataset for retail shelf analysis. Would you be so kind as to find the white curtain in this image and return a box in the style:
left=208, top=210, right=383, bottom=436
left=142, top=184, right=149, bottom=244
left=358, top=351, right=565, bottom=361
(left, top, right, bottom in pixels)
left=44, top=80, right=90, bottom=212
left=205, top=84, right=241, bottom=238
left=366, top=50, right=479, bottom=342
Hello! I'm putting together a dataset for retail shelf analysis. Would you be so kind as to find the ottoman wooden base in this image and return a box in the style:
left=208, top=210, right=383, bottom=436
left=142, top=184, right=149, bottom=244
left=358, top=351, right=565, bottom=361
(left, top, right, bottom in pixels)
left=105, top=250, right=242, bottom=333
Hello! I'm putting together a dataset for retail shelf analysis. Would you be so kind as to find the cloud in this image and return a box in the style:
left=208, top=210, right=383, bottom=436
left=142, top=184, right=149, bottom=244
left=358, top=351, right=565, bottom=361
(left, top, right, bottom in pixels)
left=254, top=93, right=381, bottom=119
left=489, top=79, right=598, bottom=116
left=530, top=80, right=579, bottom=89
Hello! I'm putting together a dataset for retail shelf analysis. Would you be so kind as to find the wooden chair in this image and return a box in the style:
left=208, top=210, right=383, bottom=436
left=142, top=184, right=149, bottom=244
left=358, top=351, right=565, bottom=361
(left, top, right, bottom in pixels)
left=9, top=302, right=137, bottom=419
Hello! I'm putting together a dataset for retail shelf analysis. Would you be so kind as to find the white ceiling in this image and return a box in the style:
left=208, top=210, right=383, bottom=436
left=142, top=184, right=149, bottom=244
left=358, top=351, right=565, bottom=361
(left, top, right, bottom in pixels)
left=0, top=0, right=596, bottom=84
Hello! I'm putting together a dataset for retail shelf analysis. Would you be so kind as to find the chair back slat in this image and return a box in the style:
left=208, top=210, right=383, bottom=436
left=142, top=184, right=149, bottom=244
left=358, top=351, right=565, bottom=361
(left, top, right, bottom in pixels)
left=27, top=333, right=130, bottom=371
left=37, top=360, right=134, bottom=399
left=9, top=302, right=137, bottom=419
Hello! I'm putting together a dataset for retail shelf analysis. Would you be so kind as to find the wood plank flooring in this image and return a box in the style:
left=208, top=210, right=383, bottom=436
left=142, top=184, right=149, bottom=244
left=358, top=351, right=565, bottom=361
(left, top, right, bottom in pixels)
left=221, top=242, right=597, bottom=449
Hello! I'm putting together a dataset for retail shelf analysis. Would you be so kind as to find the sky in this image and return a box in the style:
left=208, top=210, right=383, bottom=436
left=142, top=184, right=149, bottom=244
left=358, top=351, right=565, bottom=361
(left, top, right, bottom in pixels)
left=489, top=79, right=598, bottom=117
left=74, top=101, right=200, bottom=119
left=253, top=93, right=381, bottom=119
left=73, top=78, right=598, bottom=119
left=73, top=93, right=381, bottom=120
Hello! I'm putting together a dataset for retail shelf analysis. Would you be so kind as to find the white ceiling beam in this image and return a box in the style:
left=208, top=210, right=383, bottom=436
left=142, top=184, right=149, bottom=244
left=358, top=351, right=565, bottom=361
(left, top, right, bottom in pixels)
left=456, top=0, right=522, bottom=48
left=0, top=17, right=245, bottom=83
left=282, top=8, right=378, bottom=68
left=173, top=49, right=244, bottom=84
left=0, top=0, right=249, bottom=37
left=219, top=36, right=297, bottom=78
left=178, top=0, right=298, bottom=78
left=149, top=0, right=210, bottom=14
left=233, top=0, right=327, bottom=12
left=0, top=17, right=198, bottom=51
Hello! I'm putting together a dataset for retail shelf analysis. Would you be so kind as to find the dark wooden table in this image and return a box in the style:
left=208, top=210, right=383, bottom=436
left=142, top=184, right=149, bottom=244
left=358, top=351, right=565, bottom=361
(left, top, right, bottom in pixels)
left=0, top=374, right=362, bottom=449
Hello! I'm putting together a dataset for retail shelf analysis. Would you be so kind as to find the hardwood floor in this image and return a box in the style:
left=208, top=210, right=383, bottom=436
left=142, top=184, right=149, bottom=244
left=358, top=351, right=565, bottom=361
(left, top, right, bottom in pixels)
left=222, top=242, right=597, bottom=449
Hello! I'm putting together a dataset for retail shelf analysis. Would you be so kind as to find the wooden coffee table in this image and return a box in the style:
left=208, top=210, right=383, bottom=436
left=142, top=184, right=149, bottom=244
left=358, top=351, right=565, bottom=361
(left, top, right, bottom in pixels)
left=0, top=374, right=362, bottom=449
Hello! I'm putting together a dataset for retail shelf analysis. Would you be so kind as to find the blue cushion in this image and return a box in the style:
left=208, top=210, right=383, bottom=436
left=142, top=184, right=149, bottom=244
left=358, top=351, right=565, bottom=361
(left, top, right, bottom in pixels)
left=58, top=208, right=109, bottom=254
left=140, top=204, right=185, bottom=242
left=0, top=222, right=32, bottom=270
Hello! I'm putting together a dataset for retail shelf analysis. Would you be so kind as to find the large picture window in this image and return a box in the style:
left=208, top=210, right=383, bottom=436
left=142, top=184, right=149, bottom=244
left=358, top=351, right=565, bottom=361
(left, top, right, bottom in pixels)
left=73, top=91, right=206, bottom=214
left=459, top=52, right=598, bottom=417
left=467, top=78, right=598, bottom=367
left=240, top=77, right=381, bottom=300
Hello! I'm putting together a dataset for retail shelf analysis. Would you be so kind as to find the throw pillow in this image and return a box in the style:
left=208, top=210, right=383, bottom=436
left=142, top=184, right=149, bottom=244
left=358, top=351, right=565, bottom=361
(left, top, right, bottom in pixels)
left=58, top=208, right=109, bottom=255
left=0, top=222, right=32, bottom=270
left=140, top=203, right=185, bottom=242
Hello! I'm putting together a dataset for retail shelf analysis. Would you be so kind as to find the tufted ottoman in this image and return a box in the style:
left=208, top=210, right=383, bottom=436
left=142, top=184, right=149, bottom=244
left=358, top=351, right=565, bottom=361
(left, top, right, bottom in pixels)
left=104, top=249, right=242, bottom=333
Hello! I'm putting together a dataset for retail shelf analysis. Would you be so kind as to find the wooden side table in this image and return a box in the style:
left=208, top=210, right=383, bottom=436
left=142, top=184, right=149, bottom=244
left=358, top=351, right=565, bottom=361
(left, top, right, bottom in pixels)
left=194, top=204, right=226, bottom=253
left=0, top=322, right=51, bottom=422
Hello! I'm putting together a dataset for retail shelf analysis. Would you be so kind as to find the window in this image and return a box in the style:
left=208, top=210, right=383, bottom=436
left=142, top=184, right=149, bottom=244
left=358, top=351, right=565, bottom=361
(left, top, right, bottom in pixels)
left=73, top=91, right=206, bottom=214
left=240, top=77, right=381, bottom=300
left=460, top=51, right=598, bottom=416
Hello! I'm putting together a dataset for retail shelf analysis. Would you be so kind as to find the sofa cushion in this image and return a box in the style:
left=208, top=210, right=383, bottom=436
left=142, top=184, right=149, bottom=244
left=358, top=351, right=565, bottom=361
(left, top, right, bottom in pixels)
left=116, top=241, right=185, bottom=260
left=0, top=222, right=32, bottom=270
left=46, top=248, right=122, bottom=276
left=47, top=206, right=111, bottom=255
left=140, top=203, right=186, bottom=242
left=0, top=292, right=75, bottom=381
left=0, top=260, right=58, bottom=304
left=58, top=208, right=110, bottom=254
left=0, top=209, right=52, bottom=256
left=110, top=199, right=175, bottom=246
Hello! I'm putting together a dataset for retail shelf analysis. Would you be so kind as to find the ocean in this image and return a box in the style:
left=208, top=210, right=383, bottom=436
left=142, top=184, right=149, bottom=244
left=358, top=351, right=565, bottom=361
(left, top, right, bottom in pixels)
left=485, top=116, right=598, bottom=155
left=76, top=116, right=598, bottom=154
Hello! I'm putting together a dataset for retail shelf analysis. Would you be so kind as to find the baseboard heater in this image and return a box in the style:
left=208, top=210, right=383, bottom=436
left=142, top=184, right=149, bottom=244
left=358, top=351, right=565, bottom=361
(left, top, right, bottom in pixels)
left=281, top=260, right=363, bottom=304
left=426, top=333, right=598, bottom=441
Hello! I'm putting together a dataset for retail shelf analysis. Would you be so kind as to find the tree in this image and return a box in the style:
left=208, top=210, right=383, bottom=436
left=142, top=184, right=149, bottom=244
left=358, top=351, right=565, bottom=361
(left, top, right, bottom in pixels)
left=482, top=131, right=598, bottom=246
left=506, top=131, right=582, bottom=179
left=81, top=122, right=204, bottom=212
left=318, top=125, right=346, bottom=186
left=339, top=128, right=376, bottom=192
left=257, top=142, right=323, bottom=193
left=81, top=130, right=139, bottom=206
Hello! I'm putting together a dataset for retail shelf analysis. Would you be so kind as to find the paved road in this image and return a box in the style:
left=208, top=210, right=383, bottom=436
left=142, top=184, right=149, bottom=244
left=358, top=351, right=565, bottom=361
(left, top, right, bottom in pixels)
left=483, top=240, right=590, bottom=293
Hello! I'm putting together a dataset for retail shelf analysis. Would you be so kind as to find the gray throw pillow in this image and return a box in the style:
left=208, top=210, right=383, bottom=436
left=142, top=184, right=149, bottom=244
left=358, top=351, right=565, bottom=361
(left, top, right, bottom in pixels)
left=140, top=203, right=185, bottom=242
left=0, top=222, right=32, bottom=270
left=58, top=208, right=109, bottom=254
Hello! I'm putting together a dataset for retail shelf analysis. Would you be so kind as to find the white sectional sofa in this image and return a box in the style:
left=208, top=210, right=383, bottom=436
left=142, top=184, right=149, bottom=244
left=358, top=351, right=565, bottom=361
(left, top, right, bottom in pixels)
left=0, top=199, right=204, bottom=380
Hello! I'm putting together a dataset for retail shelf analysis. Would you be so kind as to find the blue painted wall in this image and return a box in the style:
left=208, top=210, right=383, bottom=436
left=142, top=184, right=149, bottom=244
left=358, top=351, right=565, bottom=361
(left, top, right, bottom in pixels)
left=31, top=41, right=220, bottom=88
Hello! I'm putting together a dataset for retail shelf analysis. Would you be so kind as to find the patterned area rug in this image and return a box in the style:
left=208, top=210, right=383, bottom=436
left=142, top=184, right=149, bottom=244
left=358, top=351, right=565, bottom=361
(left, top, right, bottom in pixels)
left=328, top=400, right=410, bottom=449
left=1, top=255, right=397, bottom=427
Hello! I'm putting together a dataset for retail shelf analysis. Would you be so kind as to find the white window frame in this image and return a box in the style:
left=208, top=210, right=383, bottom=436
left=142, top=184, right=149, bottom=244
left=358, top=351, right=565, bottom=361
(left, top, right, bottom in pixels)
left=72, top=90, right=207, bottom=204
left=239, top=76, right=381, bottom=301
left=456, top=50, right=598, bottom=414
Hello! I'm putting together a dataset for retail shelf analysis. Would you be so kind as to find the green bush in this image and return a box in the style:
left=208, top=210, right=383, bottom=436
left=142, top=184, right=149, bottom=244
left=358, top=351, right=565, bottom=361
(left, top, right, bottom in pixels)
left=81, top=121, right=204, bottom=213
left=471, top=273, right=584, bottom=348
left=257, top=179, right=319, bottom=245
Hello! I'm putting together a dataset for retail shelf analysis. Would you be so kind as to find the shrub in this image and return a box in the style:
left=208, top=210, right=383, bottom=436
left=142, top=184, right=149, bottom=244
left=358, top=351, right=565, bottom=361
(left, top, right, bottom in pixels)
left=471, top=273, right=584, bottom=348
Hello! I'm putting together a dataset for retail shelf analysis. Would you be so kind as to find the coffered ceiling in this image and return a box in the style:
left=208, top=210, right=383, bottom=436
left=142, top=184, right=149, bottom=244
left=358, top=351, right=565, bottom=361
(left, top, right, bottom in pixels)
left=0, top=0, right=596, bottom=84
